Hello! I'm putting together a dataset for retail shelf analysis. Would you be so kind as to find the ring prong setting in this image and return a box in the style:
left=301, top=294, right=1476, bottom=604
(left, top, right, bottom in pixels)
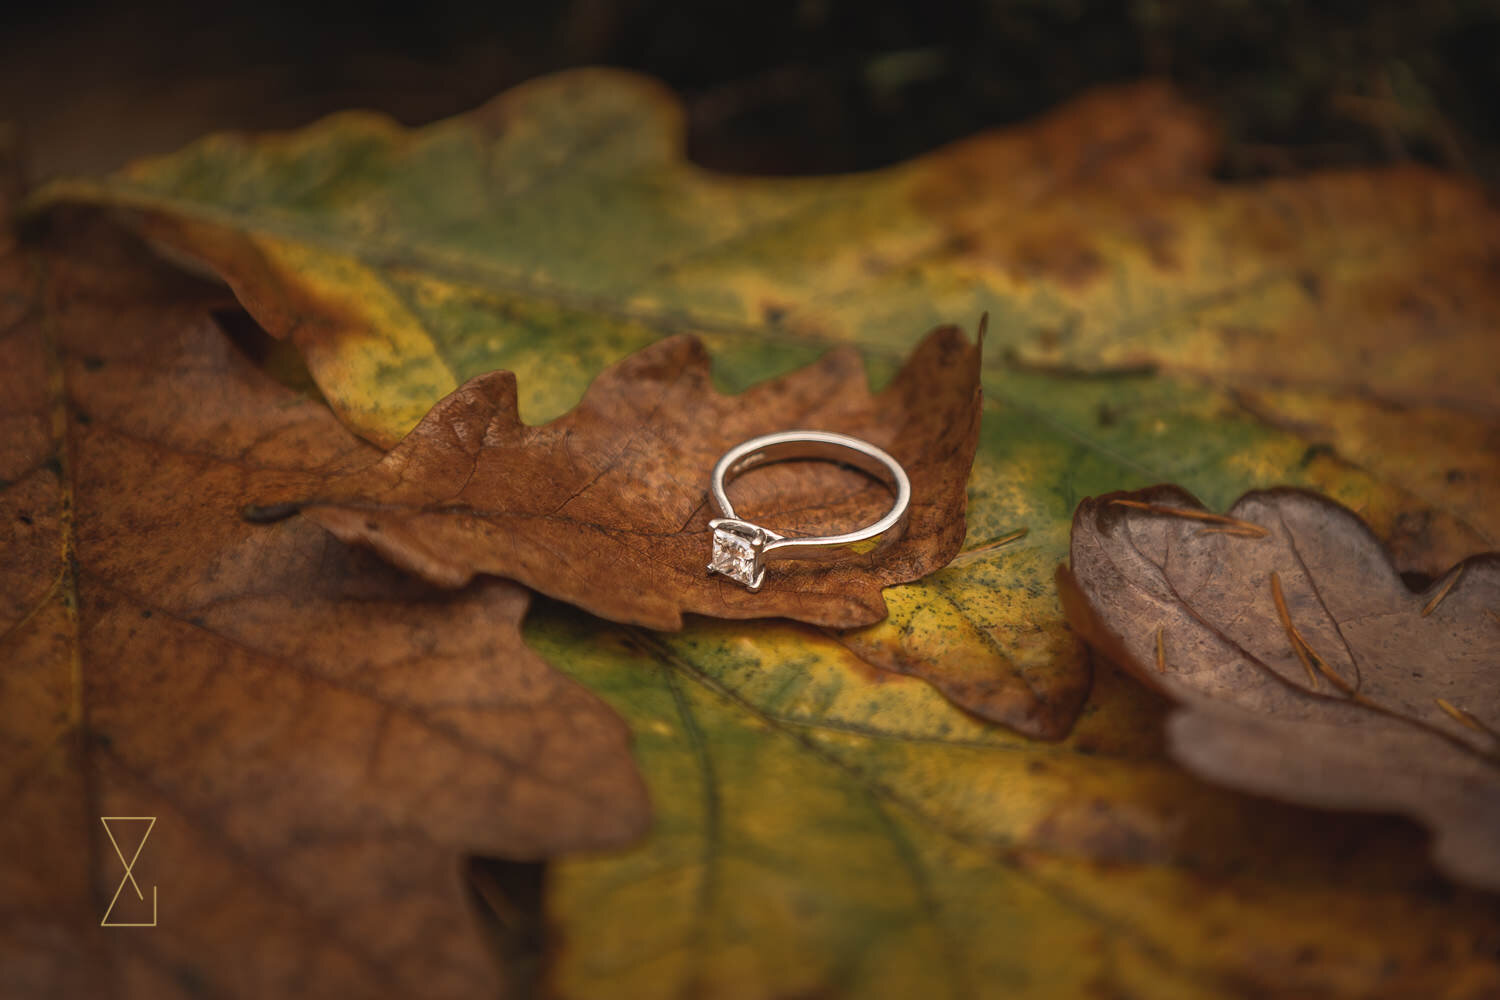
left=707, top=518, right=768, bottom=591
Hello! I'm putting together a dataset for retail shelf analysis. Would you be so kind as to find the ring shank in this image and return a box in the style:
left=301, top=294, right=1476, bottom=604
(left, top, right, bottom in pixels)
left=721, top=438, right=900, bottom=487
left=711, top=430, right=912, bottom=562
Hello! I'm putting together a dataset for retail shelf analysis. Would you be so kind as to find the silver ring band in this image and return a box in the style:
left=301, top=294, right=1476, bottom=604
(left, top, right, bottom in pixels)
left=707, top=430, right=912, bottom=591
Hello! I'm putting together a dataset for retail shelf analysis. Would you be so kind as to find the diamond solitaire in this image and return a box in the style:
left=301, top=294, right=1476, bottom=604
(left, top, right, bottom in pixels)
left=708, top=524, right=764, bottom=589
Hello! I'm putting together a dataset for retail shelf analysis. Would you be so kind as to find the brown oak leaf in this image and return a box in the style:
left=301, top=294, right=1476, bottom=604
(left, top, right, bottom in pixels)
left=1060, top=485, right=1500, bottom=891
left=271, top=327, right=981, bottom=631
left=0, top=217, right=648, bottom=1000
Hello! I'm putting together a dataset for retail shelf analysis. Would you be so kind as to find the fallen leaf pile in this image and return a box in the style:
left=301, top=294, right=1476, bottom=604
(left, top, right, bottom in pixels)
left=1061, top=485, right=1500, bottom=890
left=9, top=69, right=1500, bottom=999
left=35, top=71, right=1500, bottom=740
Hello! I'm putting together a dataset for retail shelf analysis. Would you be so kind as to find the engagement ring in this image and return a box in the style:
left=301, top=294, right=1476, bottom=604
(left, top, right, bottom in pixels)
left=707, top=430, right=912, bottom=592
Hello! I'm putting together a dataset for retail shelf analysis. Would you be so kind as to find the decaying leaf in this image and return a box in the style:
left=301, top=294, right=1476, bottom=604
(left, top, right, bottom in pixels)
left=269, top=326, right=979, bottom=631
left=1061, top=485, right=1500, bottom=891
left=526, top=601, right=1500, bottom=1000
left=0, top=219, right=647, bottom=1000
left=21, top=75, right=1214, bottom=445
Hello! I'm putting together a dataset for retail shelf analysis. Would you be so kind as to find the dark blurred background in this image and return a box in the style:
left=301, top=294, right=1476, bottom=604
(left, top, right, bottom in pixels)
left=3, top=0, right=1499, bottom=184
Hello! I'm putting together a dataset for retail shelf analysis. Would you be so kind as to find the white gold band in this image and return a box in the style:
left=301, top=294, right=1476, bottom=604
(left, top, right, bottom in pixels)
left=707, top=430, right=912, bottom=591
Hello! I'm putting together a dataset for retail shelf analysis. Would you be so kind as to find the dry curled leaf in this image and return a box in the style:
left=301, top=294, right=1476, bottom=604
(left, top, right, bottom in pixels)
left=1061, top=485, right=1500, bottom=890
left=0, top=219, right=648, bottom=1000
left=268, top=325, right=981, bottom=631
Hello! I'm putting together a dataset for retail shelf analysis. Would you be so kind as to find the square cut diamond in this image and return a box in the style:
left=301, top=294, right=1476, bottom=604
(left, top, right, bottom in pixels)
left=709, top=528, right=759, bottom=587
